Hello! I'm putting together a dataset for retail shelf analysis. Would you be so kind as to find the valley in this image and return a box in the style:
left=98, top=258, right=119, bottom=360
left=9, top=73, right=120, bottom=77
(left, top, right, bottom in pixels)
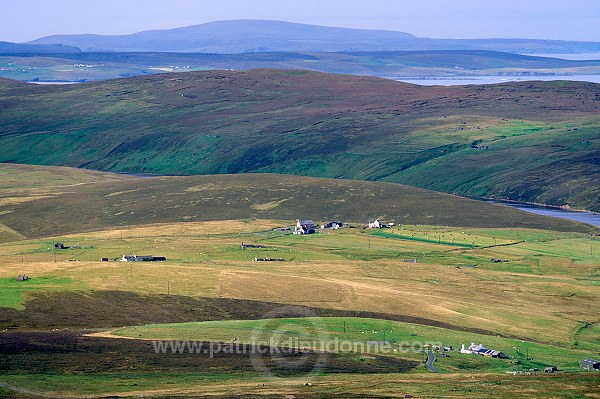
left=0, top=164, right=598, bottom=398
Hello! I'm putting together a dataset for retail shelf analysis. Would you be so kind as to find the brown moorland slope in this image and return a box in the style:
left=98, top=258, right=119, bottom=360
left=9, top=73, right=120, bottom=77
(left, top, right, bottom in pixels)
left=0, top=164, right=594, bottom=240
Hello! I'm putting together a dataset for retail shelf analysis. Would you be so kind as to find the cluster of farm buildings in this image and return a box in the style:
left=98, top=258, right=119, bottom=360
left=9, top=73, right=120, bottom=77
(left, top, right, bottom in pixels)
left=460, top=343, right=507, bottom=359
left=293, top=218, right=391, bottom=235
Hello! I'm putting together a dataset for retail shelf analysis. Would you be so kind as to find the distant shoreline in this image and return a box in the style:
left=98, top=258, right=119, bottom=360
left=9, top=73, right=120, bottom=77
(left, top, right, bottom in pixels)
left=27, top=80, right=81, bottom=85
left=25, top=74, right=600, bottom=87
left=480, top=197, right=595, bottom=213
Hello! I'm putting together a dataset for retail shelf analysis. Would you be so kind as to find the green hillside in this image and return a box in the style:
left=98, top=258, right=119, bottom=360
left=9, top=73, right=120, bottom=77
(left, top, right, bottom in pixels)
left=0, top=70, right=599, bottom=210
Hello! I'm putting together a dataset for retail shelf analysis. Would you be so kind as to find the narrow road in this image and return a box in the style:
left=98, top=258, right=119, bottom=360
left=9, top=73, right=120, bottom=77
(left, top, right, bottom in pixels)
left=426, top=350, right=439, bottom=373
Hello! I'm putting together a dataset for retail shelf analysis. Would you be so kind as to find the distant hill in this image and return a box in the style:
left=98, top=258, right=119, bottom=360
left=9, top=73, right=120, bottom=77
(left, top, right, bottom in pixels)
left=0, top=77, right=26, bottom=89
left=0, top=70, right=598, bottom=211
left=0, top=41, right=81, bottom=54
left=28, top=20, right=600, bottom=54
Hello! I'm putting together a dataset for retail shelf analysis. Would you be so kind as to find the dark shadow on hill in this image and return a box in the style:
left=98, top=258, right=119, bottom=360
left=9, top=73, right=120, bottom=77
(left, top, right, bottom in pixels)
left=0, top=331, right=418, bottom=397
left=0, top=290, right=514, bottom=340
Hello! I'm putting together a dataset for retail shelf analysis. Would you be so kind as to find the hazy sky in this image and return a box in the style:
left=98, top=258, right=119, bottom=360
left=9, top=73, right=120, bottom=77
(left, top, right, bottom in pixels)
left=0, top=0, right=599, bottom=43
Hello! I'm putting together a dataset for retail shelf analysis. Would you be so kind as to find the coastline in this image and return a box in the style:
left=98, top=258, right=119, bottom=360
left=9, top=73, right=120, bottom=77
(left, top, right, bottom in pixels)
left=480, top=197, right=598, bottom=215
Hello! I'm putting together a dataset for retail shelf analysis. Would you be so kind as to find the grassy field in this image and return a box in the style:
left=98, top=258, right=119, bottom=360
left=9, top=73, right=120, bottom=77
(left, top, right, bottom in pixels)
left=0, top=165, right=598, bottom=398
left=1, top=218, right=598, bottom=343
left=1, top=215, right=599, bottom=397
left=114, top=316, right=592, bottom=372
left=0, top=70, right=599, bottom=210
left=1, top=335, right=599, bottom=399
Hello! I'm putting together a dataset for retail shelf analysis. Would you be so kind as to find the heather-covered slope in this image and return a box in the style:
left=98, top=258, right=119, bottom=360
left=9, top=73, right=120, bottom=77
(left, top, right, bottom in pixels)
left=0, top=70, right=598, bottom=210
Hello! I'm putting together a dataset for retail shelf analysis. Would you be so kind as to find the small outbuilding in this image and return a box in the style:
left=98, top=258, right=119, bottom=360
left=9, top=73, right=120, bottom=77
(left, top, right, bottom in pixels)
left=121, top=255, right=167, bottom=262
left=544, top=366, right=558, bottom=373
left=580, top=359, right=600, bottom=371
left=15, top=275, right=29, bottom=282
left=321, top=221, right=343, bottom=230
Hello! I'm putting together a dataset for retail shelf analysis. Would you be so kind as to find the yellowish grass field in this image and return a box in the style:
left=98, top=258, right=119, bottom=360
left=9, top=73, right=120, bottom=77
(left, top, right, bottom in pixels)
left=1, top=219, right=598, bottom=350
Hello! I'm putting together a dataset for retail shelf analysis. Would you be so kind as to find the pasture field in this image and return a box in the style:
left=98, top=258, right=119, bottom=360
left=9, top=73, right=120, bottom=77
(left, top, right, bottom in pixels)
left=114, top=316, right=593, bottom=372
left=1, top=358, right=599, bottom=399
left=1, top=220, right=599, bottom=343
left=1, top=219, right=599, bottom=397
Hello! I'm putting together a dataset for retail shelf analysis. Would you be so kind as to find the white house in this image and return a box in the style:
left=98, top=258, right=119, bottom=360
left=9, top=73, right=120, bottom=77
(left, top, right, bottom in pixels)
left=461, top=343, right=507, bottom=359
left=294, top=219, right=316, bottom=235
left=321, top=221, right=343, bottom=230
left=368, top=219, right=388, bottom=229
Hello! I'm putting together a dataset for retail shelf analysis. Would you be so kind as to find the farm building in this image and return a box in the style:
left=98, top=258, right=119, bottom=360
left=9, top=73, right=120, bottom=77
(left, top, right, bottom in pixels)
left=15, top=275, right=29, bottom=282
left=294, top=220, right=315, bottom=235
left=544, top=366, right=558, bottom=373
left=579, top=359, right=600, bottom=371
left=241, top=242, right=267, bottom=249
left=368, top=219, right=388, bottom=229
left=121, top=255, right=167, bottom=262
left=321, top=221, right=343, bottom=229
left=460, top=343, right=507, bottom=359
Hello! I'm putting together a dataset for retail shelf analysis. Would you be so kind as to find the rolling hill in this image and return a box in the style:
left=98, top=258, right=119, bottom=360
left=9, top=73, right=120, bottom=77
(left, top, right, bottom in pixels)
left=0, top=164, right=595, bottom=241
left=27, top=20, right=600, bottom=54
left=0, top=41, right=81, bottom=54
left=0, top=70, right=599, bottom=211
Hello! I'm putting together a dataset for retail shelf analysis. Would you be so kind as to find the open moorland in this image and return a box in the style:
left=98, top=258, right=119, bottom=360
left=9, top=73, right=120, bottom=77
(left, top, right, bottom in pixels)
left=0, top=164, right=599, bottom=398
left=0, top=164, right=595, bottom=241
left=0, top=70, right=599, bottom=211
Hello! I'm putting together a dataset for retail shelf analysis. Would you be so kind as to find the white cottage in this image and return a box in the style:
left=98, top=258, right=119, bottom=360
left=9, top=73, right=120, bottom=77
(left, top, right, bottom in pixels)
left=294, top=219, right=315, bottom=235
left=368, top=219, right=388, bottom=229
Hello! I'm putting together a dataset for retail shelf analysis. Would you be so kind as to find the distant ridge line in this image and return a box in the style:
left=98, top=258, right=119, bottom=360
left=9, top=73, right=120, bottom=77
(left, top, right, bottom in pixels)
left=27, top=19, right=600, bottom=54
